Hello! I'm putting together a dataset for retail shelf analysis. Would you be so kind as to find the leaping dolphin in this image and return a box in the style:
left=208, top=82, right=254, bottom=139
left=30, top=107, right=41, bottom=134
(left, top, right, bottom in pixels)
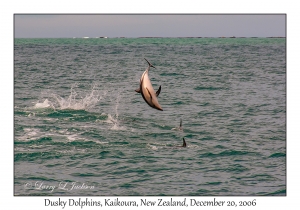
left=135, top=58, right=163, bottom=111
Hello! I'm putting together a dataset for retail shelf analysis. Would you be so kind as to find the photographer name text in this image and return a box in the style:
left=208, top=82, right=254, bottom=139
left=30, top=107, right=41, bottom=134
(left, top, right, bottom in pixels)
left=25, top=181, right=94, bottom=193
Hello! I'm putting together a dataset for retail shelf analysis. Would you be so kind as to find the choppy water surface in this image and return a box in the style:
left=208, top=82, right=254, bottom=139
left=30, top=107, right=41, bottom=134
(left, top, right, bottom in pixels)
left=14, top=38, right=286, bottom=196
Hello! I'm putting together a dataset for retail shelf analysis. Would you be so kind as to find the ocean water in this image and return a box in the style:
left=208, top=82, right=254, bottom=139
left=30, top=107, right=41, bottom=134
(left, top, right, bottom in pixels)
left=14, top=38, right=286, bottom=196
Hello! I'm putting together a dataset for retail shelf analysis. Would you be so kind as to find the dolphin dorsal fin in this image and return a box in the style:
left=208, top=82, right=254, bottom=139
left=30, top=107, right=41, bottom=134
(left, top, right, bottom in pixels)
left=156, top=85, right=161, bottom=97
left=182, top=138, right=186, bottom=147
left=180, top=118, right=182, bottom=128
left=144, top=58, right=156, bottom=68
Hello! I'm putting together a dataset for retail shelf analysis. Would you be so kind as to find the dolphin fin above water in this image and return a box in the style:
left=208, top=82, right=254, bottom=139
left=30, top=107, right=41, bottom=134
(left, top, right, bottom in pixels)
left=172, top=138, right=187, bottom=148
left=171, top=119, right=183, bottom=131
left=156, top=85, right=161, bottom=97
left=179, top=119, right=183, bottom=131
left=152, top=138, right=187, bottom=150
left=182, top=138, right=186, bottom=147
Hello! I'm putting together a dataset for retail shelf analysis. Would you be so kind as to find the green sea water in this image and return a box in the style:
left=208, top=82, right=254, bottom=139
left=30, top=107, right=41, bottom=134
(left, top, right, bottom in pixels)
left=14, top=38, right=286, bottom=196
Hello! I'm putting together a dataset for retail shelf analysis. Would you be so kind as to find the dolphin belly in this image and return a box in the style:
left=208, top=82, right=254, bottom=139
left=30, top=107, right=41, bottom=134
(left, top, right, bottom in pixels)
left=140, top=79, right=163, bottom=111
left=135, top=85, right=161, bottom=97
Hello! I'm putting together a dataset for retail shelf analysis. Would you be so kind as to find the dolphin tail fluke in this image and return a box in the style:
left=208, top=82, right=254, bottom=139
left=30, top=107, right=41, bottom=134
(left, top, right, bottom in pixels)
left=182, top=138, right=187, bottom=147
left=144, top=58, right=156, bottom=68
left=156, top=85, right=161, bottom=97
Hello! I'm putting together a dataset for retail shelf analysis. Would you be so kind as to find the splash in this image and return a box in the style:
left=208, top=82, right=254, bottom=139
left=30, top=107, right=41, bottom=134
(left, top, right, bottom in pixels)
left=33, top=99, right=55, bottom=109
left=110, top=123, right=126, bottom=130
left=106, top=114, right=119, bottom=124
left=106, top=92, right=126, bottom=130
left=34, top=84, right=107, bottom=111
left=106, top=114, right=126, bottom=131
left=52, top=84, right=107, bottom=110
left=112, top=90, right=121, bottom=120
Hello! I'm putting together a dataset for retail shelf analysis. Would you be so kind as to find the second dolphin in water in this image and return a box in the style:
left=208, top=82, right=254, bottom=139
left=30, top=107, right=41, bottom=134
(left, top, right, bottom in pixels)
left=177, top=138, right=187, bottom=148
left=171, top=119, right=183, bottom=131
left=135, top=58, right=163, bottom=111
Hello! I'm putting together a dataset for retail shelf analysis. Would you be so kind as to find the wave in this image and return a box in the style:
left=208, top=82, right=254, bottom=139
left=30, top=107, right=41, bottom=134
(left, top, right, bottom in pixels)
left=200, top=150, right=257, bottom=158
left=269, top=152, right=286, bottom=158
left=194, top=86, right=224, bottom=91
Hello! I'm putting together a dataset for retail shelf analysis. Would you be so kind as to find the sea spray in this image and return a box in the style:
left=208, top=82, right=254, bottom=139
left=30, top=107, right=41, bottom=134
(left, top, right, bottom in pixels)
left=115, top=91, right=121, bottom=120
left=106, top=91, right=126, bottom=130
left=37, top=83, right=107, bottom=111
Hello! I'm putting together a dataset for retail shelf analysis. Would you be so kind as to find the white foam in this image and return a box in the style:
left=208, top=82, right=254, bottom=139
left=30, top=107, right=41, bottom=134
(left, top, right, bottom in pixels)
left=106, top=114, right=117, bottom=124
left=27, top=112, right=35, bottom=117
left=94, top=140, right=109, bottom=144
left=171, top=126, right=183, bottom=131
left=34, top=99, right=49, bottom=108
left=33, top=99, right=54, bottom=109
left=17, top=128, right=40, bottom=141
left=110, top=123, right=126, bottom=131
left=106, top=114, right=126, bottom=130
left=66, top=134, right=83, bottom=141
left=147, top=144, right=159, bottom=150
left=105, top=114, right=127, bottom=130
left=151, top=145, right=158, bottom=150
